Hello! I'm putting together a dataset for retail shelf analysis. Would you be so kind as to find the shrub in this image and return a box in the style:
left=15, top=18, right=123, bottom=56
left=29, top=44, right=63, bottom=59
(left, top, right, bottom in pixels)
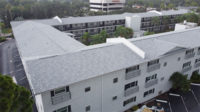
left=190, top=71, right=200, bottom=83
left=0, top=37, right=6, bottom=42
left=143, top=31, right=155, bottom=36
left=132, top=105, right=139, bottom=111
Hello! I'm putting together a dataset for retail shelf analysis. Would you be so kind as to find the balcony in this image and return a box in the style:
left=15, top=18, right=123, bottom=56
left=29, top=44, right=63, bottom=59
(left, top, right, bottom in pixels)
left=185, top=53, right=195, bottom=59
left=125, top=70, right=141, bottom=80
left=87, top=24, right=100, bottom=28
left=198, top=51, right=200, bottom=55
left=51, top=92, right=71, bottom=105
left=147, top=63, right=161, bottom=72
left=124, top=86, right=139, bottom=97
left=182, top=66, right=192, bottom=73
left=71, top=26, right=86, bottom=30
left=195, top=62, right=200, bottom=68
left=145, top=79, right=158, bottom=88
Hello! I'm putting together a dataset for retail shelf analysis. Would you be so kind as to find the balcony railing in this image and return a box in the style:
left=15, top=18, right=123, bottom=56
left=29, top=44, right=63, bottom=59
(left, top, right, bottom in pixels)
left=125, top=70, right=141, bottom=80
left=145, top=79, right=158, bottom=88
left=124, top=86, right=139, bottom=97
left=198, top=51, right=200, bottom=55
left=182, top=66, right=192, bottom=73
left=147, top=63, right=161, bottom=72
left=51, top=92, right=71, bottom=105
left=185, top=53, right=195, bottom=59
left=195, top=62, right=200, bottom=68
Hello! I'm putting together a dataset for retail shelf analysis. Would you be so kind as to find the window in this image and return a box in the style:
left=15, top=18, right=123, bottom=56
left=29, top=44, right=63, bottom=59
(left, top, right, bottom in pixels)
left=185, top=49, right=194, bottom=55
left=123, top=97, right=136, bottom=106
left=195, top=58, right=200, bottom=63
left=125, top=81, right=138, bottom=90
left=182, top=62, right=191, bottom=69
left=112, top=96, right=117, bottom=101
left=126, top=65, right=139, bottom=73
left=178, top=57, right=181, bottom=61
left=53, top=105, right=71, bottom=112
left=85, top=87, right=91, bottom=92
left=144, top=88, right=155, bottom=97
left=145, top=74, right=157, bottom=83
left=161, top=77, right=164, bottom=81
left=163, top=62, right=167, bottom=67
left=85, top=105, right=90, bottom=111
left=113, top=78, right=118, bottom=83
left=51, top=86, right=69, bottom=97
left=148, top=59, right=159, bottom=66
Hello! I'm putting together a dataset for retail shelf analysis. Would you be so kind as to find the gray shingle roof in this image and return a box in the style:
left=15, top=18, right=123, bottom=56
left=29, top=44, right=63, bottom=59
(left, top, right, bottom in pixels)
left=13, top=21, right=85, bottom=60
left=24, top=26, right=200, bottom=94
left=26, top=44, right=143, bottom=94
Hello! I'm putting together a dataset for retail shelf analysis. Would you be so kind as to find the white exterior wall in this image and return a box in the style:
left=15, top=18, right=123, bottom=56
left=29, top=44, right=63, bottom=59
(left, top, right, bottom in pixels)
left=125, top=16, right=141, bottom=32
left=175, top=24, right=187, bottom=31
left=39, top=47, right=200, bottom=112
left=89, top=0, right=125, bottom=12
left=90, top=0, right=125, bottom=3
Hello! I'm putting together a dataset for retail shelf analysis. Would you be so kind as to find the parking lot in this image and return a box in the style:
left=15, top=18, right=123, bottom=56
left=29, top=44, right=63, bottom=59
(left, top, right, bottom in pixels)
left=0, top=39, right=37, bottom=112
left=155, top=85, right=200, bottom=112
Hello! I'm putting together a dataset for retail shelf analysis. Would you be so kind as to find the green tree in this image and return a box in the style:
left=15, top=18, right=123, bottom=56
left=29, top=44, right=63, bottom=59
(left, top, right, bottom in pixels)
left=190, top=71, right=200, bottom=83
left=160, top=3, right=166, bottom=10
left=152, top=16, right=160, bottom=26
left=90, top=30, right=109, bottom=45
left=169, top=72, right=190, bottom=92
left=82, top=32, right=90, bottom=45
left=0, top=37, right=6, bottom=42
left=90, top=34, right=102, bottom=45
left=167, top=3, right=175, bottom=9
left=114, top=26, right=133, bottom=39
left=0, top=74, right=33, bottom=112
left=175, top=15, right=184, bottom=23
left=184, top=13, right=199, bottom=23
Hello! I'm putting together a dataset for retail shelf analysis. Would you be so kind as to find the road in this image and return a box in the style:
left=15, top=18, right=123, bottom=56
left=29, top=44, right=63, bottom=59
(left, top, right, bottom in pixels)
left=0, top=39, right=37, bottom=112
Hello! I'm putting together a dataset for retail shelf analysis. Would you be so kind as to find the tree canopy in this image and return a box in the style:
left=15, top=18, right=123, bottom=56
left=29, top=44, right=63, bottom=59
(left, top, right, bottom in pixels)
left=114, top=26, right=134, bottom=39
left=190, top=71, right=200, bottom=83
left=82, top=32, right=90, bottom=45
left=169, top=72, right=190, bottom=92
left=0, top=74, right=33, bottom=112
left=0, top=0, right=89, bottom=27
left=90, top=30, right=108, bottom=45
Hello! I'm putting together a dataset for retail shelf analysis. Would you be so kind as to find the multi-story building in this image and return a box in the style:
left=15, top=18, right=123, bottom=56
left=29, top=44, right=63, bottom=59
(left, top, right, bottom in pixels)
left=12, top=19, right=200, bottom=112
left=11, top=9, right=188, bottom=40
left=89, top=0, right=126, bottom=12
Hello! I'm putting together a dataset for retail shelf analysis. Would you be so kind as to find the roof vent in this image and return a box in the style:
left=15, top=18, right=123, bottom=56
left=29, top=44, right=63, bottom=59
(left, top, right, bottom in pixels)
left=107, top=37, right=145, bottom=59
left=53, top=16, right=62, bottom=23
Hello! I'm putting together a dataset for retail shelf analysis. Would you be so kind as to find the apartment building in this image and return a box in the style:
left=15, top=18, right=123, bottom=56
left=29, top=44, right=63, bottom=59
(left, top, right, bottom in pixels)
left=11, top=19, right=200, bottom=112
left=89, top=0, right=126, bottom=12
left=11, top=9, right=188, bottom=40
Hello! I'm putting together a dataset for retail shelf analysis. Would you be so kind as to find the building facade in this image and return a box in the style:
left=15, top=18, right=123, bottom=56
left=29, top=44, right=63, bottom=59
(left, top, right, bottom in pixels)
left=89, top=0, right=126, bottom=12
left=11, top=9, right=188, bottom=40
left=11, top=19, right=200, bottom=112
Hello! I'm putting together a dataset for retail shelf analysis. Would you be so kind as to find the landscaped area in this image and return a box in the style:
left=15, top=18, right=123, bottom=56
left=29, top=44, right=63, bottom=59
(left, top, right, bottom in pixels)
left=81, top=26, right=133, bottom=45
